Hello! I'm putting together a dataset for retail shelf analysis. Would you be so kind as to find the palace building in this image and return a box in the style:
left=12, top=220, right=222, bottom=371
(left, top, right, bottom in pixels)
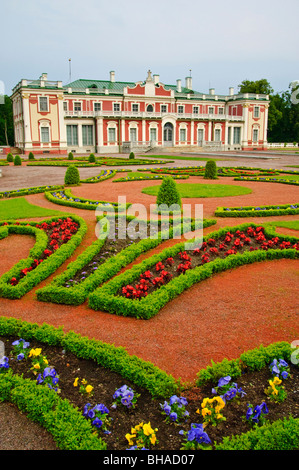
left=11, top=70, right=270, bottom=155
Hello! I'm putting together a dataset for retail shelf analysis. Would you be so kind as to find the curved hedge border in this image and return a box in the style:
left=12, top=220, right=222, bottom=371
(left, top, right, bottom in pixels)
left=0, top=319, right=297, bottom=450
left=0, top=370, right=106, bottom=450
left=195, top=341, right=299, bottom=450
left=36, top=217, right=216, bottom=306
left=215, top=203, right=299, bottom=217
left=234, top=176, right=299, bottom=186
left=0, top=185, right=64, bottom=200
left=0, top=215, right=87, bottom=299
left=0, top=317, right=180, bottom=398
left=45, top=188, right=130, bottom=213
left=113, top=174, right=189, bottom=183
left=88, top=222, right=299, bottom=319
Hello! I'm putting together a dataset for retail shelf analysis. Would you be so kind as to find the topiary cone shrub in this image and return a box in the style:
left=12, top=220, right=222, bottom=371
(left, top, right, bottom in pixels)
left=64, top=164, right=80, bottom=185
left=129, top=152, right=135, bottom=160
left=6, top=153, right=13, bottom=162
left=204, top=159, right=218, bottom=179
left=13, top=155, right=22, bottom=166
left=88, top=153, right=96, bottom=163
left=156, top=176, right=182, bottom=210
left=28, top=152, right=35, bottom=160
left=68, top=152, right=74, bottom=160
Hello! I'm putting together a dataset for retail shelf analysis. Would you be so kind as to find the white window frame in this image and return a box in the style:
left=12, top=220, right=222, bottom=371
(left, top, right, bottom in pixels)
left=66, top=124, right=78, bottom=146
left=161, top=104, right=167, bottom=113
left=82, top=125, right=94, bottom=146
left=179, top=127, right=187, bottom=142
left=254, top=106, right=260, bottom=118
left=177, top=105, right=184, bottom=114
left=38, top=96, right=49, bottom=112
left=132, top=103, right=139, bottom=113
left=40, top=125, right=50, bottom=143
left=93, top=102, right=101, bottom=112
left=113, top=102, right=121, bottom=112
left=208, top=106, right=214, bottom=115
left=74, top=102, right=82, bottom=112
left=193, top=106, right=199, bottom=114
left=214, top=128, right=221, bottom=142
left=218, top=107, right=224, bottom=115
left=108, top=127, right=116, bottom=143
left=253, top=128, right=259, bottom=142
left=63, top=101, right=68, bottom=112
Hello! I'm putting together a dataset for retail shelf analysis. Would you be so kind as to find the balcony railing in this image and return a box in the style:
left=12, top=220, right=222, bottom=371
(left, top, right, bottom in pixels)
left=64, top=110, right=244, bottom=121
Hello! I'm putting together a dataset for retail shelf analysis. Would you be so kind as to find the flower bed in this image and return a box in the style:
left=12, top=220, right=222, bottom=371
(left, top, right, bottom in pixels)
left=0, top=318, right=298, bottom=450
left=234, top=176, right=299, bottom=186
left=215, top=203, right=299, bottom=217
left=36, top=216, right=216, bottom=306
left=0, top=216, right=87, bottom=299
left=148, top=166, right=281, bottom=177
left=45, top=188, right=130, bottom=212
left=88, top=223, right=299, bottom=318
left=80, top=169, right=129, bottom=183
left=112, top=174, right=189, bottom=182
left=0, top=185, right=64, bottom=200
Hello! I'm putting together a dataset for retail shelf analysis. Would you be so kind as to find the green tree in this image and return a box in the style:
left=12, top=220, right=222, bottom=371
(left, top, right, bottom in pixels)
left=64, top=164, right=80, bottom=185
left=156, top=176, right=181, bottom=208
left=204, top=160, right=218, bottom=179
left=0, top=96, right=14, bottom=146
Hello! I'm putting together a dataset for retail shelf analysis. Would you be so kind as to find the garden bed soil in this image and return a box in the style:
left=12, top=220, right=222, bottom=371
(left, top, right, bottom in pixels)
left=0, top=335, right=298, bottom=451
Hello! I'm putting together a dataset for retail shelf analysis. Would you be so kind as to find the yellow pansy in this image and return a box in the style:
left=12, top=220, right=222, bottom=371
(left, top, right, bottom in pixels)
left=33, top=363, right=40, bottom=369
left=29, top=348, right=42, bottom=357
left=273, top=376, right=282, bottom=386
left=143, top=422, right=154, bottom=436
left=150, top=434, right=157, bottom=445
left=85, top=385, right=93, bottom=394
left=125, top=434, right=135, bottom=446
left=73, top=377, right=79, bottom=387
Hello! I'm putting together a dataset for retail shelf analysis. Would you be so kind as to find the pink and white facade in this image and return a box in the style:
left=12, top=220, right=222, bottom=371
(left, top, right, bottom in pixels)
left=11, top=71, right=270, bottom=155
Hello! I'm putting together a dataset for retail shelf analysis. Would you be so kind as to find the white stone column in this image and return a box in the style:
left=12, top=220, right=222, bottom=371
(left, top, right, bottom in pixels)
left=96, top=117, right=103, bottom=150
left=142, top=119, right=146, bottom=144
left=58, top=95, right=67, bottom=151
left=22, top=94, right=32, bottom=151
left=190, top=120, right=194, bottom=145
left=263, top=105, right=269, bottom=144
left=242, top=104, right=249, bottom=148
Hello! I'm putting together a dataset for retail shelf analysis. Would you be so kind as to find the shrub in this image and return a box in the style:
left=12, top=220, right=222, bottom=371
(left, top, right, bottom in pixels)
left=204, top=159, right=218, bottom=179
left=88, top=153, right=96, bottom=163
left=28, top=152, right=35, bottom=160
left=7, top=153, right=14, bottom=162
left=129, top=152, right=135, bottom=160
left=13, top=155, right=22, bottom=166
left=68, top=152, right=74, bottom=160
left=64, top=165, right=80, bottom=185
left=156, top=176, right=181, bottom=208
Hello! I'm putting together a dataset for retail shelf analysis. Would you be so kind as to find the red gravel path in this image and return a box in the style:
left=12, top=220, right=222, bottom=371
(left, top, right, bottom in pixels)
left=0, top=172, right=298, bottom=383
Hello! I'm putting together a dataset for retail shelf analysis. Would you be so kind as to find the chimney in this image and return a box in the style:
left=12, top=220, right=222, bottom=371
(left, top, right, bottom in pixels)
left=229, top=87, right=234, bottom=96
left=110, top=71, right=115, bottom=83
left=176, top=79, right=182, bottom=92
left=153, top=74, right=160, bottom=84
left=185, top=76, right=192, bottom=90
left=209, top=88, right=215, bottom=95
left=41, top=73, right=48, bottom=81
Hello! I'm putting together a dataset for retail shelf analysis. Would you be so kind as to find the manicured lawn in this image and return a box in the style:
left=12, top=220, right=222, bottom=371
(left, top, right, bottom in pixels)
left=142, top=182, right=252, bottom=198
left=265, top=220, right=299, bottom=231
left=0, top=197, right=70, bottom=220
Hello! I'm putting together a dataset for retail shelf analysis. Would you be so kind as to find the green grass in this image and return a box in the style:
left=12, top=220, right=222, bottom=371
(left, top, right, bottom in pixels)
left=0, top=197, right=71, bottom=220
left=264, top=220, right=299, bottom=231
left=271, top=174, right=299, bottom=181
left=142, top=183, right=252, bottom=198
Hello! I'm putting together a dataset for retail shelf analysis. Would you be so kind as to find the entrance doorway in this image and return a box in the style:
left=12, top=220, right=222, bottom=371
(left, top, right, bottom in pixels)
left=163, top=122, right=173, bottom=146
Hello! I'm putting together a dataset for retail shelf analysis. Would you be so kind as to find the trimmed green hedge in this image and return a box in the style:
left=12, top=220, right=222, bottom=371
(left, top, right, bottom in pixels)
left=0, top=370, right=106, bottom=450
left=36, top=217, right=217, bottom=306
left=215, top=203, right=299, bottom=217
left=87, top=223, right=299, bottom=319
left=0, top=317, right=180, bottom=398
left=0, top=185, right=64, bottom=199
left=45, top=188, right=130, bottom=213
left=0, top=216, right=87, bottom=299
left=234, top=176, right=299, bottom=186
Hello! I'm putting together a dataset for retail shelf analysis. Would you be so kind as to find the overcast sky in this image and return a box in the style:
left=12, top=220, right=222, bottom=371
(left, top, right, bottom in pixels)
left=3, top=0, right=299, bottom=96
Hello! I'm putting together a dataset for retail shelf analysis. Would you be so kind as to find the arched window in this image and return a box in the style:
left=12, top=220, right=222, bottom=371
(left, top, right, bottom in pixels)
left=163, top=122, right=173, bottom=143
left=147, top=104, right=154, bottom=113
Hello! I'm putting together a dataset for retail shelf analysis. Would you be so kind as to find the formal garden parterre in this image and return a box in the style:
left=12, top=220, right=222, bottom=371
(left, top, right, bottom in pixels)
left=0, top=154, right=298, bottom=450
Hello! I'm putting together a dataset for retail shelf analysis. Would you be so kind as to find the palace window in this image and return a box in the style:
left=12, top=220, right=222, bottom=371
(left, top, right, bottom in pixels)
left=63, top=102, right=68, bottom=112
left=132, top=104, right=139, bottom=113
left=208, top=107, right=214, bottom=114
left=67, top=125, right=78, bottom=146
left=214, top=128, right=221, bottom=141
left=74, top=102, right=81, bottom=112
left=108, top=127, right=116, bottom=142
left=39, top=97, right=48, bottom=112
left=180, top=128, right=186, bottom=142
left=161, top=104, right=167, bottom=113
left=113, top=103, right=120, bottom=112
left=146, top=104, right=154, bottom=112
left=94, top=102, right=101, bottom=112
left=233, top=127, right=241, bottom=144
left=150, top=128, right=157, bottom=142
left=129, top=128, right=137, bottom=142
left=82, top=125, right=93, bottom=146
left=41, top=126, right=50, bottom=143
left=254, top=106, right=260, bottom=118
left=218, top=107, right=224, bottom=115
left=253, top=128, right=259, bottom=142
left=178, top=105, right=184, bottom=114
left=193, top=106, right=199, bottom=114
